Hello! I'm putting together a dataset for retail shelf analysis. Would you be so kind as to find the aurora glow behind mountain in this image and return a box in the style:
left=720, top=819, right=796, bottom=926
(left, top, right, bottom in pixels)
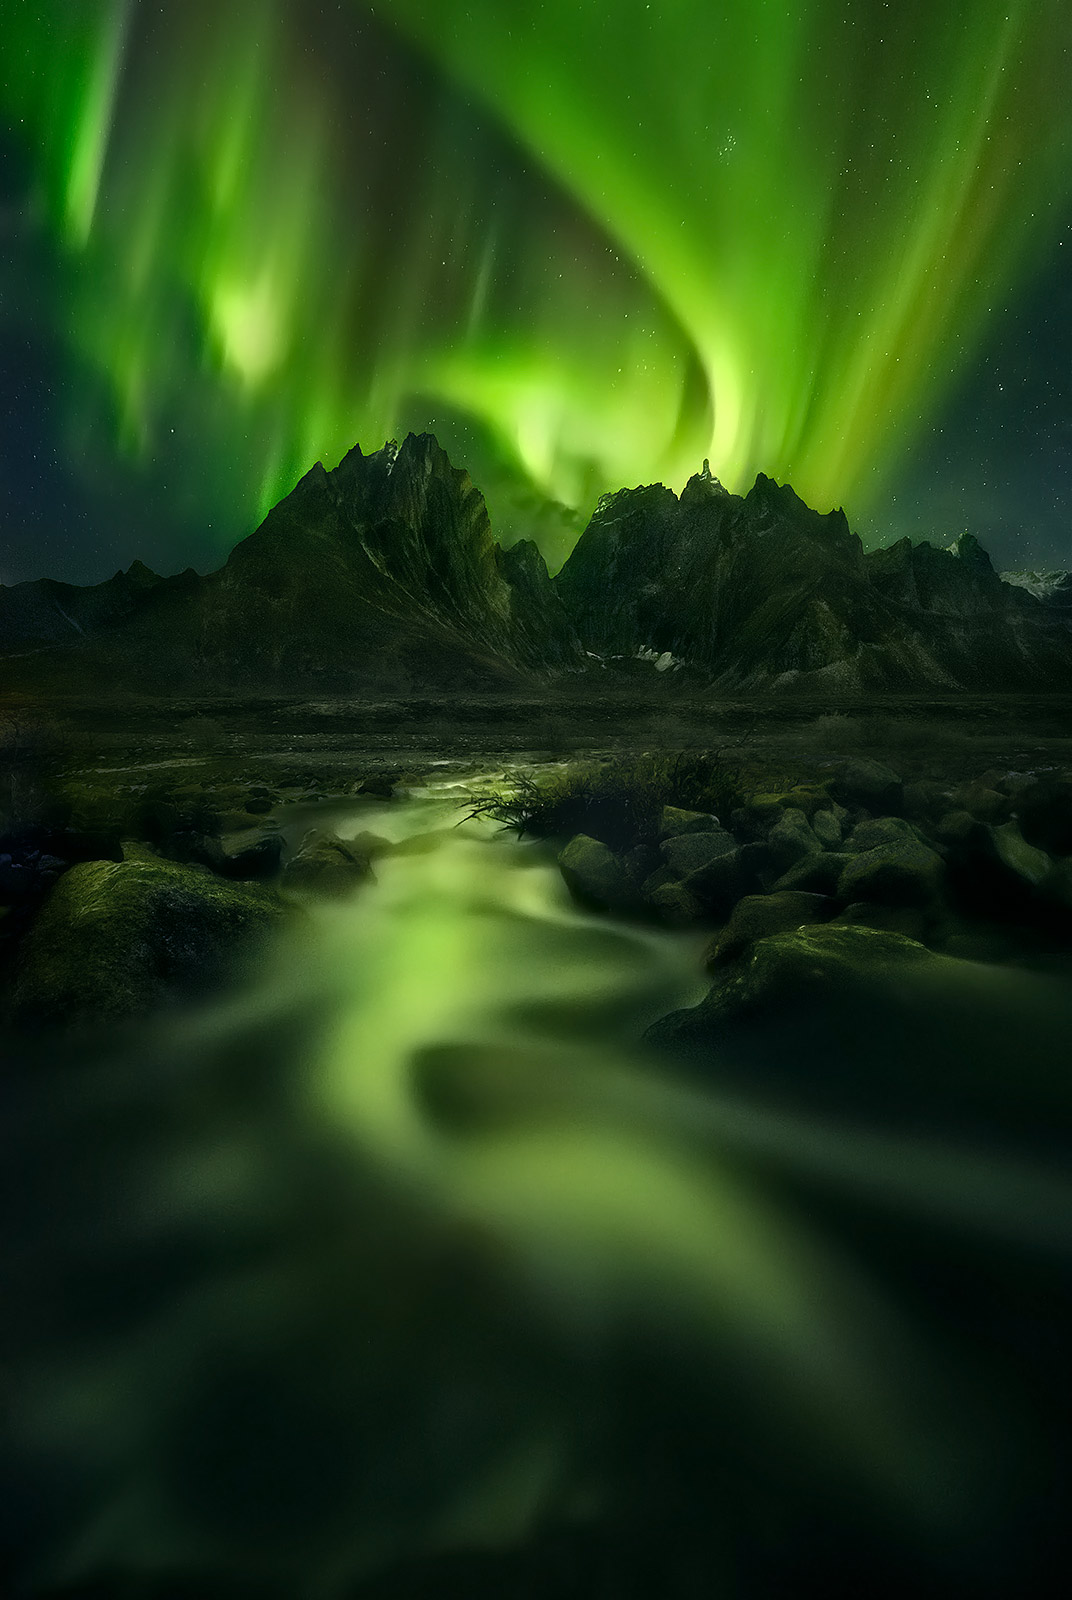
left=3, top=0, right=1072, bottom=578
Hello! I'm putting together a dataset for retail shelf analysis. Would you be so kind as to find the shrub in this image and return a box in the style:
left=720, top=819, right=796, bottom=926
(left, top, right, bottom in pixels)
left=468, top=750, right=746, bottom=851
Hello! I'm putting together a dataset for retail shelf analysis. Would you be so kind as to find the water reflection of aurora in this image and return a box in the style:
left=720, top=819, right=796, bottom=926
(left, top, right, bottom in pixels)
left=4, top=802, right=1072, bottom=1594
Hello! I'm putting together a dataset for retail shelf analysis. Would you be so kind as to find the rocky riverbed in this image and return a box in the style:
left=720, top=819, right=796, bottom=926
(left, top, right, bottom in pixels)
left=3, top=700, right=1072, bottom=1598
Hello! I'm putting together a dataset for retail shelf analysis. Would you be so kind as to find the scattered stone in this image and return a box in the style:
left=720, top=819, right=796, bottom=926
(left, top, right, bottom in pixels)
left=281, top=829, right=377, bottom=897
left=952, top=783, right=1010, bottom=824
left=902, top=780, right=953, bottom=821
left=659, top=829, right=737, bottom=878
left=810, top=808, right=842, bottom=848
left=707, top=891, right=831, bottom=968
left=658, top=805, right=719, bottom=840
left=348, top=830, right=392, bottom=859
left=842, top=815, right=918, bottom=853
left=623, top=842, right=662, bottom=885
left=646, top=881, right=705, bottom=926
left=770, top=851, right=854, bottom=895
left=358, top=772, right=402, bottom=799
left=990, top=820, right=1051, bottom=889
left=219, top=835, right=284, bottom=880
left=558, top=834, right=636, bottom=911
left=834, top=758, right=903, bottom=813
left=765, top=809, right=822, bottom=876
left=837, top=840, right=945, bottom=907
left=244, top=796, right=274, bottom=815
left=682, top=847, right=749, bottom=917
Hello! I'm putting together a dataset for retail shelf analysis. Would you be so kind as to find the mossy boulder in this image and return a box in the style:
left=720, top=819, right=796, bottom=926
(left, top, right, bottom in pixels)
left=281, top=829, right=378, bottom=897
left=989, top=820, right=1051, bottom=889
left=837, top=840, right=945, bottom=907
left=12, top=858, right=283, bottom=1027
left=729, top=796, right=785, bottom=841
left=646, top=880, right=705, bottom=926
left=943, top=817, right=1053, bottom=918
left=810, top=808, right=842, bottom=848
left=950, top=783, right=1010, bottom=824
left=770, top=850, right=854, bottom=896
left=771, top=783, right=834, bottom=819
left=706, top=891, right=831, bottom=968
left=658, top=805, right=719, bottom=840
left=833, top=759, right=903, bottom=813
left=558, top=834, right=637, bottom=911
left=765, top=809, right=822, bottom=876
left=842, top=815, right=921, bottom=853
left=646, top=922, right=1072, bottom=1132
left=902, top=779, right=954, bottom=821
left=651, top=925, right=934, bottom=1050
left=682, top=846, right=749, bottom=917
left=659, top=829, right=737, bottom=878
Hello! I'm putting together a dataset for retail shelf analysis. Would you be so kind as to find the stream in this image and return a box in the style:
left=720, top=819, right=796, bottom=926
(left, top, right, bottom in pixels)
left=3, top=770, right=1072, bottom=1596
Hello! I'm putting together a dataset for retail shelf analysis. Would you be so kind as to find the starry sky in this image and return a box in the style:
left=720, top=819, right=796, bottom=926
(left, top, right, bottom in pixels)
left=1, top=0, right=1071, bottom=586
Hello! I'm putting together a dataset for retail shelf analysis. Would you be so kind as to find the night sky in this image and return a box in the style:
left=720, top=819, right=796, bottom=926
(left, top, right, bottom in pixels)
left=2, top=0, right=1071, bottom=586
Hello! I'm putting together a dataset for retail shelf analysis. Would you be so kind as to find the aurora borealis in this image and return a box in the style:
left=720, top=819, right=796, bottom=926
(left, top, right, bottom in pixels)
left=2, top=0, right=1072, bottom=582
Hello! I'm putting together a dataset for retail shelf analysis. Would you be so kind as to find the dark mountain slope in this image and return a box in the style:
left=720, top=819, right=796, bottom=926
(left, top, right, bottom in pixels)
left=1, top=434, right=580, bottom=692
left=553, top=466, right=1072, bottom=691
left=3, top=437, right=1071, bottom=695
left=0, top=561, right=169, bottom=651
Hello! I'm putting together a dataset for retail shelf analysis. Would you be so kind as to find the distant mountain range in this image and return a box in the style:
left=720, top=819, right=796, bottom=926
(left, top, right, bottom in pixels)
left=3, top=432, right=1071, bottom=694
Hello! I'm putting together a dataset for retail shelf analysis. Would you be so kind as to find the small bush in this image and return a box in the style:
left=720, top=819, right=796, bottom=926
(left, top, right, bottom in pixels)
left=468, top=750, right=746, bottom=851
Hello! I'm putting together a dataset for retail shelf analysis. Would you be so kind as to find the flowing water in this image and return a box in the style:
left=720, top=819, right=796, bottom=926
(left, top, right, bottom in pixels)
left=3, top=772, right=1072, bottom=1596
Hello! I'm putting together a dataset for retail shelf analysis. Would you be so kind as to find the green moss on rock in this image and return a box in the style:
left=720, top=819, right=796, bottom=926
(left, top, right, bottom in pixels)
left=12, top=857, right=284, bottom=1027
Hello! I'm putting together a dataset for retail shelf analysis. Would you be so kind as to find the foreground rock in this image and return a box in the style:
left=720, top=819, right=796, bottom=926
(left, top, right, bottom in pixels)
left=836, top=839, right=946, bottom=907
left=12, top=858, right=283, bottom=1026
left=281, top=829, right=379, bottom=897
left=707, top=891, right=831, bottom=968
left=647, top=924, right=1072, bottom=1131
left=558, top=834, right=637, bottom=911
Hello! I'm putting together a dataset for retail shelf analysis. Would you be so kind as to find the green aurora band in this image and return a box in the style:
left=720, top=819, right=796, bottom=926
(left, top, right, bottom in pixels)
left=3, top=0, right=1071, bottom=567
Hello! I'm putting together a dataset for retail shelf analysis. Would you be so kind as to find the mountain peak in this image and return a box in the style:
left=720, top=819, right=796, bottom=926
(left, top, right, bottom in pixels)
left=5, top=430, right=1071, bottom=695
left=949, top=532, right=994, bottom=574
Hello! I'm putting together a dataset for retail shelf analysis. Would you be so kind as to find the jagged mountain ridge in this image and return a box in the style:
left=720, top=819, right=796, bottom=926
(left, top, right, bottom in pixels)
left=193, top=433, right=580, bottom=687
left=2, top=434, right=1071, bottom=693
left=557, top=463, right=1072, bottom=689
left=0, top=560, right=184, bottom=650
left=0, top=433, right=579, bottom=691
